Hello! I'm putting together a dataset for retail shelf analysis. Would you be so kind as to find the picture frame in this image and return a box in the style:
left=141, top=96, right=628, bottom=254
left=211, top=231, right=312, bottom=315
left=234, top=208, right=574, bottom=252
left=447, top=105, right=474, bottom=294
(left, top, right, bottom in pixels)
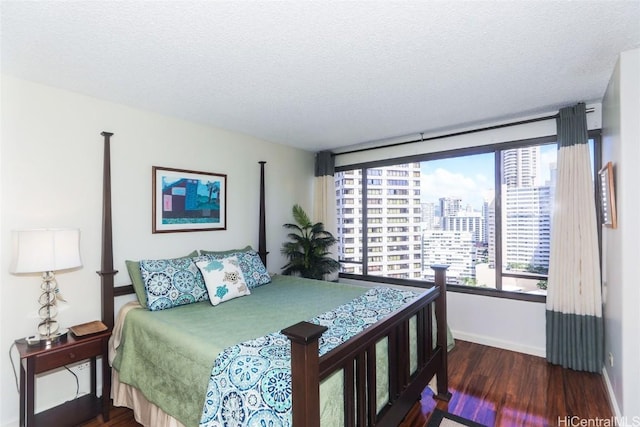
left=598, top=161, right=617, bottom=229
left=152, top=166, right=227, bottom=233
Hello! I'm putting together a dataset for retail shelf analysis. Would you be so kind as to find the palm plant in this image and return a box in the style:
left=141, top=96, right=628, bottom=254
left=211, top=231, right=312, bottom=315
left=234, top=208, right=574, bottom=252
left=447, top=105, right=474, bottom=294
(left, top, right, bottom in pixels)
left=281, top=204, right=339, bottom=279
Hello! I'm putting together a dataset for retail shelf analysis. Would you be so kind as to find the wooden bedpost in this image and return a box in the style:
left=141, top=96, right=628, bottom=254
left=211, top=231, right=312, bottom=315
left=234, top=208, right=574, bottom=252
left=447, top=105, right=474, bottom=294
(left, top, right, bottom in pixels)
left=97, top=131, right=119, bottom=330
left=431, top=264, right=452, bottom=401
left=282, top=321, right=328, bottom=427
left=258, top=161, right=268, bottom=268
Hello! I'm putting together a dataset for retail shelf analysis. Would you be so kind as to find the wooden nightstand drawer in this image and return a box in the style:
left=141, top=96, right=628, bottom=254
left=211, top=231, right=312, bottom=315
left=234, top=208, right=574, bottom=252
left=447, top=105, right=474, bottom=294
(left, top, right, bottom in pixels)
left=33, top=338, right=102, bottom=373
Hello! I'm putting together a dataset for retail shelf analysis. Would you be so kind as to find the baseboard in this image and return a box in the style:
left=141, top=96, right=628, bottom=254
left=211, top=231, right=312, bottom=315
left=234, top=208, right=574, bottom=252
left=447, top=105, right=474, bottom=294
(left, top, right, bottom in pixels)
left=602, top=367, right=623, bottom=419
left=452, top=330, right=546, bottom=358
left=1, top=418, right=19, bottom=427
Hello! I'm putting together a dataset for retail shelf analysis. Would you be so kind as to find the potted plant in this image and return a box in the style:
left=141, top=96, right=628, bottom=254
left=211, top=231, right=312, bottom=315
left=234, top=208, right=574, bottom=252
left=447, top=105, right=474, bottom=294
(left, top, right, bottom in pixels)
left=281, top=204, right=340, bottom=280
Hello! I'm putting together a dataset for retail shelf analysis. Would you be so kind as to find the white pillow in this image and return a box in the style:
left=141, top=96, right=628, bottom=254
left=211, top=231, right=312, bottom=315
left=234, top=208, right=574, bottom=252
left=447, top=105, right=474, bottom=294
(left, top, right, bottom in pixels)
left=195, top=256, right=250, bottom=306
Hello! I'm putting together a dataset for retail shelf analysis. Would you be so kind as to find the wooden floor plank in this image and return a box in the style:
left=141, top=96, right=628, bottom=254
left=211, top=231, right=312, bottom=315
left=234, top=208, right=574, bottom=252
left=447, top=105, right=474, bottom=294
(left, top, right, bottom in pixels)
left=400, top=340, right=612, bottom=427
left=83, top=340, right=612, bottom=427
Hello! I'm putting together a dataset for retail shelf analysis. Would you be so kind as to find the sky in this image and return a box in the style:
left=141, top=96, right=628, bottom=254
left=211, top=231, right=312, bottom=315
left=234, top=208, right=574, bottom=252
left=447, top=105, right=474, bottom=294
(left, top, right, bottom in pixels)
left=420, top=144, right=558, bottom=210
left=420, top=153, right=494, bottom=210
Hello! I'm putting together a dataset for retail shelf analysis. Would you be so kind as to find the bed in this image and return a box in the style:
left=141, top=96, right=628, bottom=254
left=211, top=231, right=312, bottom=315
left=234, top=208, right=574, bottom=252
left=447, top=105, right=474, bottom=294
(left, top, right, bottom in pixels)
left=97, top=132, right=451, bottom=427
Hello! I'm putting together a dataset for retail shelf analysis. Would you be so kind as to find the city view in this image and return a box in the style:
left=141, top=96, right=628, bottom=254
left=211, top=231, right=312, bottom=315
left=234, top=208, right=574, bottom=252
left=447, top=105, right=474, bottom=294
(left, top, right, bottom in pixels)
left=335, top=144, right=560, bottom=294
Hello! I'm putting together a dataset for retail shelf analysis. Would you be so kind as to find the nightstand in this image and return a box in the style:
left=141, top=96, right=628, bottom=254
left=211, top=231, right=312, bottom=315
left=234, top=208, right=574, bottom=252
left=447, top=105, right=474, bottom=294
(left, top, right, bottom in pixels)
left=14, top=330, right=111, bottom=427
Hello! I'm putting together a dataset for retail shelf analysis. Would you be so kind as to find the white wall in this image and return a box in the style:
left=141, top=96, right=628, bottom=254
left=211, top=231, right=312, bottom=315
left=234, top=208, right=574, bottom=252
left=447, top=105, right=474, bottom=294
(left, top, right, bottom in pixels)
left=0, top=75, right=315, bottom=427
left=336, top=104, right=602, bottom=358
left=601, top=48, right=640, bottom=419
left=447, top=292, right=546, bottom=356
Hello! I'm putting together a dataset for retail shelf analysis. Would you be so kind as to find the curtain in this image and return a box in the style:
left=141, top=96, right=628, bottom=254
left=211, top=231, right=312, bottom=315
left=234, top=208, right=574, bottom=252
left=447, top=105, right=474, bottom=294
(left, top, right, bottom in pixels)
left=546, top=103, right=603, bottom=373
left=314, top=151, right=338, bottom=281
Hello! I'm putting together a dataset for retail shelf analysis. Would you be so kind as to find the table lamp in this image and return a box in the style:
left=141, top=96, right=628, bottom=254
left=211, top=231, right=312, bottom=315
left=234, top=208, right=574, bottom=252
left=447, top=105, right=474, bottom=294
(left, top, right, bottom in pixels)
left=10, top=228, right=82, bottom=345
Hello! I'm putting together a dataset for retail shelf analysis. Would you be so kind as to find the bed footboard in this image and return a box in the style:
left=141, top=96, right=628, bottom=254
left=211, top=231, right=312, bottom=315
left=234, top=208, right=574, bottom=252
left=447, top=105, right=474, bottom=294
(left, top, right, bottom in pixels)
left=282, top=265, right=450, bottom=427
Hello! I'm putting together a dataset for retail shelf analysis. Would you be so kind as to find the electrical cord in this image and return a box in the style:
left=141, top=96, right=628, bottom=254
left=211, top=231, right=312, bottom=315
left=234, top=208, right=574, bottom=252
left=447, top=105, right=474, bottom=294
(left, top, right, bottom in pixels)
left=9, top=343, right=20, bottom=393
left=64, top=365, right=80, bottom=400
left=9, top=341, right=80, bottom=400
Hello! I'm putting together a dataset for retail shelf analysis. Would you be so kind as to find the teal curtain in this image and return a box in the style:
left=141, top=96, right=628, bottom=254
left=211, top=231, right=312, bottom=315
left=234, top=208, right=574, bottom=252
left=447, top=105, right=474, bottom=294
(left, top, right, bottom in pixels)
left=313, top=151, right=336, bottom=226
left=314, top=151, right=334, bottom=178
left=546, top=103, right=603, bottom=372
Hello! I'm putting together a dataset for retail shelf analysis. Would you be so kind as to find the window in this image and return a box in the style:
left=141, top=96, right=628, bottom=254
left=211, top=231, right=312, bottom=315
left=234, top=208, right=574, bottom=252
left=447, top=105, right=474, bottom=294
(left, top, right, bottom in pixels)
left=388, top=179, right=409, bottom=186
left=387, top=170, right=409, bottom=177
left=335, top=133, right=600, bottom=301
left=387, top=208, right=409, bottom=214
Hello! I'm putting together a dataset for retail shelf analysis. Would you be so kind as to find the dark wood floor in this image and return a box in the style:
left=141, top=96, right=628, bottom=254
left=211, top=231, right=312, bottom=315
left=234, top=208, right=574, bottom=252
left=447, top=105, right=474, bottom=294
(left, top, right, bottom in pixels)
left=83, top=340, right=612, bottom=427
left=400, top=340, right=613, bottom=427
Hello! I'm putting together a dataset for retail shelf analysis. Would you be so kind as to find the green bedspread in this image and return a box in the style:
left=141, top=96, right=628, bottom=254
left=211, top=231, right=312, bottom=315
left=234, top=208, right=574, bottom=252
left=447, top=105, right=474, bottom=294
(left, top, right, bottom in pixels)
left=112, top=275, right=367, bottom=427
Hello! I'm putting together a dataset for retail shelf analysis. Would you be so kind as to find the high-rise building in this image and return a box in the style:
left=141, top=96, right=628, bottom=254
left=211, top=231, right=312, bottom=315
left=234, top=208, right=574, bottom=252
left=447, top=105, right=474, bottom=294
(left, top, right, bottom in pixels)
left=439, top=197, right=462, bottom=217
left=500, top=146, right=553, bottom=272
left=421, top=202, right=437, bottom=229
left=422, top=230, right=476, bottom=282
left=482, top=197, right=491, bottom=245
left=335, top=163, right=423, bottom=279
left=442, top=212, right=485, bottom=243
left=502, top=146, right=541, bottom=188
left=503, top=186, right=552, bottom=269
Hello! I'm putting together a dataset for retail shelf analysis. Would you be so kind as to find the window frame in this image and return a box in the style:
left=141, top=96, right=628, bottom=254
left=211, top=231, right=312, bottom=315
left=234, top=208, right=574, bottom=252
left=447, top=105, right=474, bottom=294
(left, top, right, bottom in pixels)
left=336, top=130, right=602, bottom=303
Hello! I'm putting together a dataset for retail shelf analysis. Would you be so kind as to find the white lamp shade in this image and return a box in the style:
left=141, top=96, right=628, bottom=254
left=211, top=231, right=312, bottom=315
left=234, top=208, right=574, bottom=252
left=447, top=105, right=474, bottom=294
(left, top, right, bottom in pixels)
left=10, top=229, right=82, bottom=273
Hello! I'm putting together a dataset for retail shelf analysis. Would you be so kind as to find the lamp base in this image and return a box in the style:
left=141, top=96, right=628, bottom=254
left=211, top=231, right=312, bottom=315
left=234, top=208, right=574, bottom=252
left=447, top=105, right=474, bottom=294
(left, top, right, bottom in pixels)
left=26, top=328, right=68, bottom=347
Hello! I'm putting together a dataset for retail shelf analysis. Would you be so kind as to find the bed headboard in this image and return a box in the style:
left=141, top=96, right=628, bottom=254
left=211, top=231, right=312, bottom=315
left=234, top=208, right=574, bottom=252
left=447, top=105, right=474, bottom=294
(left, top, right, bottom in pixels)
left=97, top=132, right=268, bottom=329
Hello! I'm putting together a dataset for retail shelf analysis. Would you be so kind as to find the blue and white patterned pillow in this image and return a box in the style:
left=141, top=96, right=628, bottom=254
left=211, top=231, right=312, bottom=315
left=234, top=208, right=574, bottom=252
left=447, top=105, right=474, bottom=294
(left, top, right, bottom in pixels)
left=139, top=257, right=208, bottom=311
left=195, top=256, right=251, bottom=306
left=202, top=250, right=271, bottom=289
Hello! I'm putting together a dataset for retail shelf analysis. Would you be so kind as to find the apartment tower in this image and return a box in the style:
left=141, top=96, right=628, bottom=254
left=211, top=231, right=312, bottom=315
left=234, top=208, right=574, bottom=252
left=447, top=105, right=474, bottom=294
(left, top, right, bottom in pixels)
left=335, top=164, right=423, bottom=279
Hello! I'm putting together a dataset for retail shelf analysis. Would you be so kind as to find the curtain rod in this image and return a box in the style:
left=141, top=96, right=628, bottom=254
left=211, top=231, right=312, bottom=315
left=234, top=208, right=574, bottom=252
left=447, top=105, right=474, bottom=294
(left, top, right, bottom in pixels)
left=334, top=108, right=594, bottom=157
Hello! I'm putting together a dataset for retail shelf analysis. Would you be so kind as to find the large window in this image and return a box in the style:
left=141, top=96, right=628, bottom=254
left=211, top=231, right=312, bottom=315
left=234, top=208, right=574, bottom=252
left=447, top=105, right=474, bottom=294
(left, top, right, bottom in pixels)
left=336, top=134, right=600, bottom=301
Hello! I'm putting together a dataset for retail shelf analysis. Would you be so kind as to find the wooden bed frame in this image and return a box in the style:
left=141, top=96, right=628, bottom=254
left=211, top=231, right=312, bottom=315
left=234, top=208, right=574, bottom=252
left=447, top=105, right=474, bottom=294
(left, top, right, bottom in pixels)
left=97, top=132, right=451, bottom=427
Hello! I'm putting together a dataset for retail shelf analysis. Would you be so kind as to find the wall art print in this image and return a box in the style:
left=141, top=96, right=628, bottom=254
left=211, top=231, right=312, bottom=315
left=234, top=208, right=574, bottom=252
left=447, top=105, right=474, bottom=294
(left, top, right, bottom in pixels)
left=152, top=166, right=227, bottom=233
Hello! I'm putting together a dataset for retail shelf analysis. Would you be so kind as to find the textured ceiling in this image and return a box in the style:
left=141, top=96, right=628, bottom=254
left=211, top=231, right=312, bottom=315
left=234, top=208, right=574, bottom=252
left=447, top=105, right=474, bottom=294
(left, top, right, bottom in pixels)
left=2, top=1, right=639, bottom=152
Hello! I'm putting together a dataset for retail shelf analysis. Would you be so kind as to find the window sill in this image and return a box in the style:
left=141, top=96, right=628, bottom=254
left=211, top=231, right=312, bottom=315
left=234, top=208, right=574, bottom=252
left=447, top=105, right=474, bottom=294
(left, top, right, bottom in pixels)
left=338, top=273, right=546, bottom=303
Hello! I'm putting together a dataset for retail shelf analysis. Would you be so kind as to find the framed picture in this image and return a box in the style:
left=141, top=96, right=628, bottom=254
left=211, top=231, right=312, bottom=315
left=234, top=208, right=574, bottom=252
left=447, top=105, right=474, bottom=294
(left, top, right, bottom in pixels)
left=598, top=161, right=617, bottom=229
left=152, top=166, right=227, bottom=233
